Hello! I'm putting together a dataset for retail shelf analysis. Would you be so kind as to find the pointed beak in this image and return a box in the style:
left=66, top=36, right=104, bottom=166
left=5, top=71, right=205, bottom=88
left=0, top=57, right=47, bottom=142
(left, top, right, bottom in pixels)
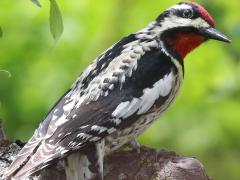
left=200, top=27, right=231, bottom=43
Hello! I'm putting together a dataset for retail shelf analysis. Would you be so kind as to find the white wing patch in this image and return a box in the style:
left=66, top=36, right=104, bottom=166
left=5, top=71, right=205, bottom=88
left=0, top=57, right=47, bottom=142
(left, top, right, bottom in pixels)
left=112, top=71, right=175, bottom=118
left=112, top=102, right=130, bottom=118
left=137, top=72, right=174, bottom=114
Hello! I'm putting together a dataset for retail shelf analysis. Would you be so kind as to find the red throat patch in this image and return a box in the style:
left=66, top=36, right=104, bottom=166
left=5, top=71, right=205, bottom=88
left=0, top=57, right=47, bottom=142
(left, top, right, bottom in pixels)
left=165, top=33, right=204, bottom=59
left=192, top=2, right=215, bottom=27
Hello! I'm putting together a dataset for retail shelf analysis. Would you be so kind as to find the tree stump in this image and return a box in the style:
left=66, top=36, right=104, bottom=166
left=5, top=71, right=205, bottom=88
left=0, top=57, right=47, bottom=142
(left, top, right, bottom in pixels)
left=0, top=122, right=211, bottom=180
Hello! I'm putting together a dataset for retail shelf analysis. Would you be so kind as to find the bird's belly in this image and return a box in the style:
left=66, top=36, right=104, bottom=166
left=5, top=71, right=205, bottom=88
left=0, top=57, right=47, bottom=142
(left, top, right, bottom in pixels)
left=104, top=113, right=157, bottom=154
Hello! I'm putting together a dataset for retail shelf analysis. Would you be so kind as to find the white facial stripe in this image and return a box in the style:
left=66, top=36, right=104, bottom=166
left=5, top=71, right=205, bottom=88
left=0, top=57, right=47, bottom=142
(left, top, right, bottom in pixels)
left=169, top=4, right=192, bottom=10
left=139, top=5, right=211, bottom=38
left=159, top=16, right=210, bottom=32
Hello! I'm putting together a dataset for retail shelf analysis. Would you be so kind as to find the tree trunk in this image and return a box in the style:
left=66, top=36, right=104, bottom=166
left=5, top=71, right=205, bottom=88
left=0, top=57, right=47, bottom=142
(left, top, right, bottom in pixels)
left=0, top=122, right=211, bottom=180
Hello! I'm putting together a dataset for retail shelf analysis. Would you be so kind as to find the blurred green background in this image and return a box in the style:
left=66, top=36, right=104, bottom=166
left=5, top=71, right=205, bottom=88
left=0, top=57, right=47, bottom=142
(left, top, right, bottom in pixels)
left=0, top=0, right=239, bottom=179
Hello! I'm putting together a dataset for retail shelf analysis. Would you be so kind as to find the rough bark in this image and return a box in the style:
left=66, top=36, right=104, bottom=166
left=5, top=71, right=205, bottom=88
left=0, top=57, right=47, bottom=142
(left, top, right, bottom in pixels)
left=0, top=122, right=211, bottom=180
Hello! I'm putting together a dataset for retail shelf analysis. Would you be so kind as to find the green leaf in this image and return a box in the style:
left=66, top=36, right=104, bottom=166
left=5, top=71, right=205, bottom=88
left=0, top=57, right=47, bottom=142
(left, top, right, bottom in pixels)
left=0, top=70, right=11, bottom=78
left=0, top=26, right=2, bottom=38
left=49, top=0, right=63, bottom=41
left=31, top=0, right=42, bottom=7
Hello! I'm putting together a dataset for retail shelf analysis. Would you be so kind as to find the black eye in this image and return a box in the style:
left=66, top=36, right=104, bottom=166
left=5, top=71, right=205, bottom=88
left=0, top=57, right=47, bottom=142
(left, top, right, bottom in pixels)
left=182, top=9, right=193, bottom=18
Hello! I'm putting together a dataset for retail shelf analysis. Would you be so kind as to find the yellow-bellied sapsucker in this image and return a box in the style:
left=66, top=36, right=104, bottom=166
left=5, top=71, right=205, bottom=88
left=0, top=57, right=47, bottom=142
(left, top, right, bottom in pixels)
left=4, top=2, right=230, bottom=180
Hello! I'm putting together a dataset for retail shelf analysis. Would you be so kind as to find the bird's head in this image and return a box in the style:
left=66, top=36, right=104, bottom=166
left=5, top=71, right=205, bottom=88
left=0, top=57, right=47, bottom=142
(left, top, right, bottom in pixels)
left=153, top=2, right=231, bottom=59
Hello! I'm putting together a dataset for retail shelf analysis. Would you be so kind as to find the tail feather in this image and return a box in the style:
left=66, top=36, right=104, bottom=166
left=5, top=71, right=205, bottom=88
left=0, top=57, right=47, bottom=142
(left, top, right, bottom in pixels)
left=3, top=136, right=42, bottom=179
left=12, top=142, right=68, bottom=179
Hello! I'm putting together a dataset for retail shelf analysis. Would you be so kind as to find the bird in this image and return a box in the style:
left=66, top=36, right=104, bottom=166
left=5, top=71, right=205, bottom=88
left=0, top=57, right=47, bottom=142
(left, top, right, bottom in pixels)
left=3, top=2, right=231, bottom=180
